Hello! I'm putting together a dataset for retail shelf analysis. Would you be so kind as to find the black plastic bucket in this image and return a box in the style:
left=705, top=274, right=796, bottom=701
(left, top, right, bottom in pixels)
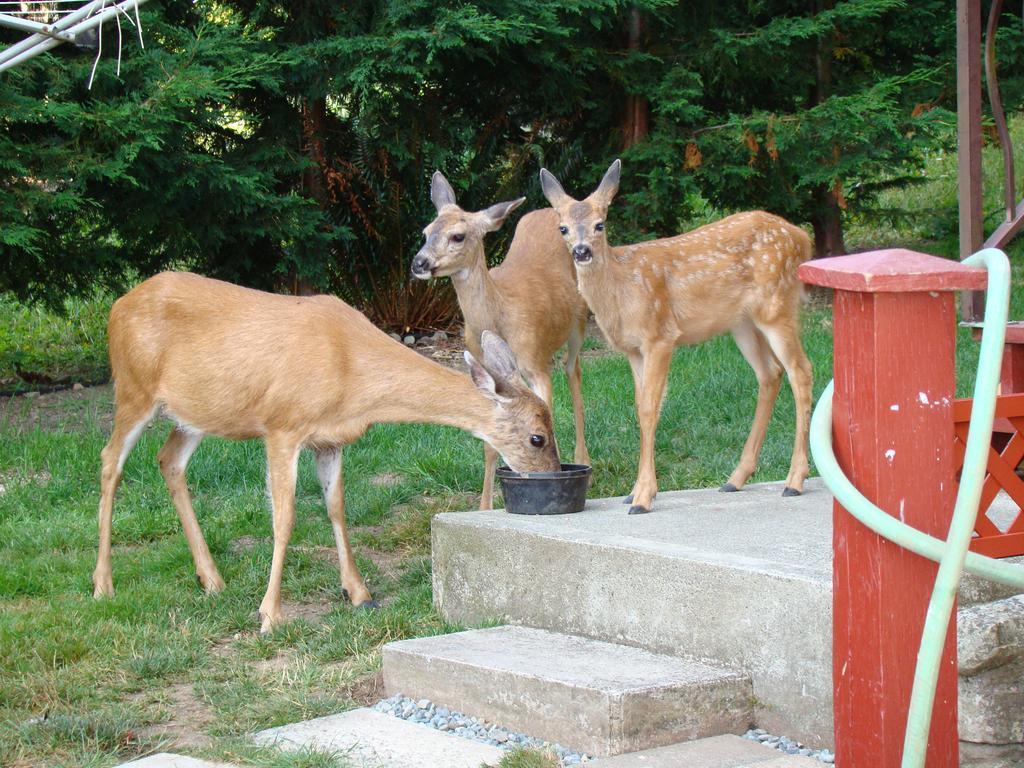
left=496, top=463, right=592, bottom=515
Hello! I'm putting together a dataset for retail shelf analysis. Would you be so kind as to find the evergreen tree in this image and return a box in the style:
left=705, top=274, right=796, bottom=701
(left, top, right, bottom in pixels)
left=3, top=1, right=1020, bottom=318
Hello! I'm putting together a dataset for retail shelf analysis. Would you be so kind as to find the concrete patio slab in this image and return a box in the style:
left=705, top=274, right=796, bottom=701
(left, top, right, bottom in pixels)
left=432, top=478, right=1024, bottom=748
left=383, top=625, right=752, bottom=756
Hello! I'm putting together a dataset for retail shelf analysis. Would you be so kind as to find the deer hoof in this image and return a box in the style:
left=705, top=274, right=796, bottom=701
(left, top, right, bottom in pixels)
left=92, top=583, right=114, bottom=600
left=627, top=504, right=652, bottom=515
left=782, top=486, right=802, bottom=497
left=355, top=599, right=381, bottom=610
left=622, top=494, right=634, bottom=504
left=92, top=571, right=114, bottom=598
left=719, top=482, right=739, bottom=493
left=198, top=572, right=225, bottom=594
left=258, top=613, right=281, bottom=635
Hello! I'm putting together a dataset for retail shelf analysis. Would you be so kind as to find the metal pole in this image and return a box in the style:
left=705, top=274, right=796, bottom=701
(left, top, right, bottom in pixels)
left=0, top=0, right=145, bottom=73
left=0, top=0, right=98, bottom=66
left=0, top=12, right=77, bottom=42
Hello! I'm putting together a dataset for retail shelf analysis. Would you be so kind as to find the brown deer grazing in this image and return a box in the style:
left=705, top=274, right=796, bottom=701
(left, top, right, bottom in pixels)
left=94, top=272, right=559, bottom=632
left=540, top=160, right=813, bottom=515
left=411, top=172, right=590, bottom=509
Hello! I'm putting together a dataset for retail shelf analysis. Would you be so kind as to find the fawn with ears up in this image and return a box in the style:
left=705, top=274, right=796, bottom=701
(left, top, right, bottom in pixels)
left=540, top=160, right=812, bottom=515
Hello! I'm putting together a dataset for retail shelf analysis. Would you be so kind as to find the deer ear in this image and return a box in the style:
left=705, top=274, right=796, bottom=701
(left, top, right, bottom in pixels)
left=431, top=171, right=458, bottom=211
left=539, top=168, right=572, bottom=208
left=589, top=159, right=621, bottom=205
left=480, top=331, right=519, bottom=382
left=465, top=349, right=512, bottom=403
left=479, top=197, right=525, bottom=232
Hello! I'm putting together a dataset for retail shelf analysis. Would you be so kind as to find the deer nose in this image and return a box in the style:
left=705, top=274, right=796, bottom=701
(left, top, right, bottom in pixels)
left=572, top=245, right=593, bottom=263
left=411, top=253, right=433, bottom=278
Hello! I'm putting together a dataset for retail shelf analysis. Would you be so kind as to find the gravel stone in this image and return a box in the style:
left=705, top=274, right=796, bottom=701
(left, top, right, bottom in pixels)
left=376, top=694, right=591, bottom=765
left=743, top=728, right=834, bottom=763
left=403, top=335, right=416, bottom=346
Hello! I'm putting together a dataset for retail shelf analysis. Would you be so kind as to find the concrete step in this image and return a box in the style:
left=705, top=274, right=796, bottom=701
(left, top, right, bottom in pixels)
left=590, top=734, right=823, bottom=767
left=253, top=707, right=504, bottom=768
left=431, top=478, right=1024, bottom=749
left=117, top=756, right=233, bottom=768
left=382, top=625, right=753, bottom=757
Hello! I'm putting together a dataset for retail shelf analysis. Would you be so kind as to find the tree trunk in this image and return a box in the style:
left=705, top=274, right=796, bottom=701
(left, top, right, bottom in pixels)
left=621, top=7, right=649, bottom=149
left=293, top=96, right=330, bottom=295
left=811, top=185, right=847, bottom=257
left=811, top=0, right=846, bottom=257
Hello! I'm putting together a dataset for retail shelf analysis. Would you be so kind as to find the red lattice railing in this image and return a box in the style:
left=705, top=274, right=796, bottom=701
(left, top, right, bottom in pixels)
left=953, top=392, right=1024, bottom=558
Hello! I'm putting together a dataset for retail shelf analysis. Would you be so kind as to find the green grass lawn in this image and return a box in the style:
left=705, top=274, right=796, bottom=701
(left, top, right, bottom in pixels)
left=6, top=116, right=1024, bottom=767
left=6, top=272, right=1024, bottom=767
left=0, top=307, right=840, bottom=768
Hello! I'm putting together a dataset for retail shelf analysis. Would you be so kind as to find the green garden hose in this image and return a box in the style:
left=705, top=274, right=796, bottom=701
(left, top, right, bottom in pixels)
left=808, top=247, right=1024, bottom=768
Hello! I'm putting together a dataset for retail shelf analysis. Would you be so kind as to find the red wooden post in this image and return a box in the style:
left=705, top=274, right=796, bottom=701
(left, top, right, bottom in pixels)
left=999, top=324, right=1024, bottom=393
left=800, top=250, right=988, bottom=768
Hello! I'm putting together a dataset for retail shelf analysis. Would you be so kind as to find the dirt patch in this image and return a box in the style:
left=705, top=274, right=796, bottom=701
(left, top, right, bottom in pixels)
left=0, top=384, right=115, bottom=434
left=229, top=535, right=260, bottom=554
left=370, top=472, right=405, bottom=487
left=280, top=599, right=336, bottom=624
left=412, top=333, right=467, bottom=370
left=360, top=547, right=406, bottom=581
left=292, top=542, right=399, bottom=580
left=343, top=670, right=385, bottom=707
left=252, top=651, right=299, bottom=676
left=0, top=468, right=51, bottom=495
left=133, top=681, right=215, bottom=751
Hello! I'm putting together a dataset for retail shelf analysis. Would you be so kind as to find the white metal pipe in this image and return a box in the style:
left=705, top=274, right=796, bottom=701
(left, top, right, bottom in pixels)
left=0, top=0, right=144, bottom=73
left=0, top=35, right=63, bottom=70
left=0, top=0, right=98, bottom=65
left=0, top=12, right=77, bottom=41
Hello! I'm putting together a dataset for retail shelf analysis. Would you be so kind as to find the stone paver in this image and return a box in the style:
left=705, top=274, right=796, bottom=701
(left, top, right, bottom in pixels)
left=116, top=755, right=233, bottom=768
left=590, top=735, right=821, bottom=767
left=253, top=707, right=504, bottom=768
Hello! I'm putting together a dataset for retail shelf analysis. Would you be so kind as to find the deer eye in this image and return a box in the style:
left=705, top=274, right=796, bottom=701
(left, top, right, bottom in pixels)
left=451, top=233, right=465, bottom=243
left=558, top=226, right=568, bottom=235
left=594, top=222, right=604, bottom=232
left=529, top=434, right=546, bottom=448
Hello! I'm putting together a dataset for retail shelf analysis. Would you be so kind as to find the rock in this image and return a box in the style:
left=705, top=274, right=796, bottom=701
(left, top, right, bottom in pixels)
left=416, top=698, right=431, bottom=710
left=432, top=330, right=448, bottom=342
left=958, top=595, right=1024, bottom=745
left=403, top=335, right=416, bottom=346
left=960, top=740, right=1024, bottom=767
left=72, top=382, right=84, bottom=391
left=389, top=332, right=402, bottom=342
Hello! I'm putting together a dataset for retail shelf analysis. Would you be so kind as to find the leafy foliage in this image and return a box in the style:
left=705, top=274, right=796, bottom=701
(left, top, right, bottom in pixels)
left=2, top=1, right=1023, bottom=319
